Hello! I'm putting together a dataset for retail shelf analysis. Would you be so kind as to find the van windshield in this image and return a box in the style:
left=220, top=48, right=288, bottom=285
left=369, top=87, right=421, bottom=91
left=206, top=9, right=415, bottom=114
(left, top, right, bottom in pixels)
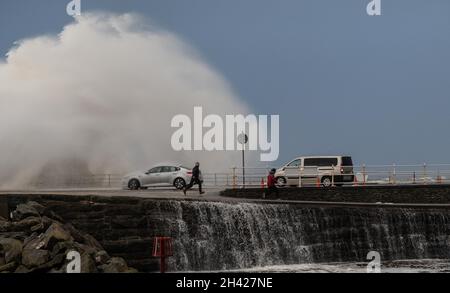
left=342, top=157, right=353, bottom=166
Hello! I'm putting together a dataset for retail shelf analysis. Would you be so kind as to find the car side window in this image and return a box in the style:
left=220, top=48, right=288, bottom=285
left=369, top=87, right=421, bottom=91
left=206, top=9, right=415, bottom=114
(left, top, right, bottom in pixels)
left=160, top=166, right=171, bottom=173
left=149, top=167, right=161, bottom=173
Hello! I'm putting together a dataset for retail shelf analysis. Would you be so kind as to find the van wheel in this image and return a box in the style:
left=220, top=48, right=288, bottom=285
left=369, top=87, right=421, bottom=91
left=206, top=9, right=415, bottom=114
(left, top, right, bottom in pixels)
left=128, top=179, right=141, bottom=190
left=321, top=177, right=332, bottom=188
left=276, top=177, right=286, bottom=187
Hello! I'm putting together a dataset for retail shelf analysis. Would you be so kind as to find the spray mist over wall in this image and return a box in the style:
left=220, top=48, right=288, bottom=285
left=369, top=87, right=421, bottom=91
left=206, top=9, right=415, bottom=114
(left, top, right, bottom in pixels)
left=0, top=13, right=254, bottom=188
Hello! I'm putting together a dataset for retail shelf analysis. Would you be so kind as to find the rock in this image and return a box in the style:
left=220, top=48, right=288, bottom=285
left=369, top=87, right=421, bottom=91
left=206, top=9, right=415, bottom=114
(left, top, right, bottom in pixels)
left=22, top=248, right=49, bottom=268
left=11, top=203, right=40, bottom=221
left=42, top=223, right=72, bottom=249
left=95, top=250, right=110, bottom=264
left=33, top=253, right=66, bottom=273
left=11, top=217, right=42, bottom=232
left=80, top=252, right=98, bottom=273
left=0, top=261, right=16, bottom=273
left=63, top=223, right=102, bottom=250
left=27, top=202, right=45, bottom=214
left=14, top=265, right=33, bottom=273
left=23, top=232, right=38, bottom=248
left=99, top=257, right=129, bottom=273
left=51, top=241, right=75, bottom=258
left=0, top=238, right=23, bottom=263
left=1, top=201, right=136, bottom=273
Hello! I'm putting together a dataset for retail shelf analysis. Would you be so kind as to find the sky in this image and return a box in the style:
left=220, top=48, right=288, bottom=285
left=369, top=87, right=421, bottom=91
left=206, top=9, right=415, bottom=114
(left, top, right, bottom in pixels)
left=1, top=0, right=450, bottom=167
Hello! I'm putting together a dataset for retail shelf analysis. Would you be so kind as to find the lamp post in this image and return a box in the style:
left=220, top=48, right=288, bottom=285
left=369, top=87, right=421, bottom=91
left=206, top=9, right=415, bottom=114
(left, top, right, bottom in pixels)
left=237, top=133, right=248, bottom=188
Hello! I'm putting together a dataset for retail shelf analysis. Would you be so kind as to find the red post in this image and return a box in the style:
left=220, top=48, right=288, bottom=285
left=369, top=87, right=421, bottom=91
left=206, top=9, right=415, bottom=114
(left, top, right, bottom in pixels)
left=153, top=237, right=173, bottom=273
left=160, top=239, right=166, bottom=273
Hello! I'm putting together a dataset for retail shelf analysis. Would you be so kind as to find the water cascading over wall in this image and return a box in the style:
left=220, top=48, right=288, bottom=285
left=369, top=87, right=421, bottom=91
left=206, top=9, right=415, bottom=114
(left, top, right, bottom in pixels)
left=162, top=201, right=450, bottom=271
left=5, top=195, right=450, bottom=271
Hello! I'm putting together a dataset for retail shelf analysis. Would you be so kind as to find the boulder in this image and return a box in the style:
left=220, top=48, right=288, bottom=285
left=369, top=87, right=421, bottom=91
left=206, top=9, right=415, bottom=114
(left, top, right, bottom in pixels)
left=1, top=201, right=136, bottom=273
left=11, top=203, right=40, bottom=221
left=21, top=248, right=49, bottom=268
left=26, top=202, right=45, bottom=214
left=63, top=223, right=102, bottom=250
left=11, top=217, right=42, bottom=232
left=51, top=241, right=76, bottom=258
left=99, top=257, right=129, bottom=273
left=42, top=223, right=72, bottom=249
left=80, top=252, right=98, bottom=273
left=0, top=238, right=23, bottom=263
left=0, top=261, right=16, bottom=273
left=14, top=265, right=33, bottom=273
left=95, top=250, right=110, bottom=264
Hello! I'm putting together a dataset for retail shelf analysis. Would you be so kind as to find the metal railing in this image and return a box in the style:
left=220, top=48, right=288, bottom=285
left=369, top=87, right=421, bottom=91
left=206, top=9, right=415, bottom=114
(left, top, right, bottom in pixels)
left=21, top=164, right=450, bottom=189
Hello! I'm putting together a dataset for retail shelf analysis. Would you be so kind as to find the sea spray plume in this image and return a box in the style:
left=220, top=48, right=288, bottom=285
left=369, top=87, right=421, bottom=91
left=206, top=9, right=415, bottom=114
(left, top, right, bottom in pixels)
left=0, top=13, right=255, bottom=188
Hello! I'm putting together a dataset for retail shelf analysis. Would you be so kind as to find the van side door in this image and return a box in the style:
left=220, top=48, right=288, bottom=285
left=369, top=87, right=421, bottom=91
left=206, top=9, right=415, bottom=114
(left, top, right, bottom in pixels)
left=302, top=158, right=319, bottom=185
left=285, top=159, right=301, bottom=185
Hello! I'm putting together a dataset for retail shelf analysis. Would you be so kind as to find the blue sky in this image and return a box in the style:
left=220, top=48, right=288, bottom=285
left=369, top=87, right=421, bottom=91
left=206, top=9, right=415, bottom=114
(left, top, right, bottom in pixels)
left=1, top=0, right=450, bottom=166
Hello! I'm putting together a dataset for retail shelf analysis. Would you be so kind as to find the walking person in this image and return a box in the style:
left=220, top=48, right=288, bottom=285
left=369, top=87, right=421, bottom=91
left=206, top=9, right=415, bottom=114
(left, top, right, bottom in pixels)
left=265, top=168, right=279, bottom=198
left=183, top=162, right=205, bottom=195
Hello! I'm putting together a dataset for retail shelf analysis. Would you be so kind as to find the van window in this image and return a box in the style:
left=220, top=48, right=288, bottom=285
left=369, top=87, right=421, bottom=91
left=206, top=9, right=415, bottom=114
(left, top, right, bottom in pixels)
left=287, top=159, right=301, bottom=167
left=304, top=158, right=317, bottom=167
left=305, top=158, right=338, bottom=167
left=342, top=156, right=353, bottom=166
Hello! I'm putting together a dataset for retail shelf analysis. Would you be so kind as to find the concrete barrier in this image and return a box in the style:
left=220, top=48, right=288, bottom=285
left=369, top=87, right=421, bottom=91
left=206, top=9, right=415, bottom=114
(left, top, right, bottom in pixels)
left=220, top=184, right=450, bottom=204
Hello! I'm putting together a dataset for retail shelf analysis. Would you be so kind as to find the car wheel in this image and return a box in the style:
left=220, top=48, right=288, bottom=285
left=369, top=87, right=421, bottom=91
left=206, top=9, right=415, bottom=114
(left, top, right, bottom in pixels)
left=276, top=177, right=286, bottom=187
left=173, top=178, right=186, bottom=190
left=321, top=177, right=332, bottom=188
left=128, top=179, right=140, bottom=190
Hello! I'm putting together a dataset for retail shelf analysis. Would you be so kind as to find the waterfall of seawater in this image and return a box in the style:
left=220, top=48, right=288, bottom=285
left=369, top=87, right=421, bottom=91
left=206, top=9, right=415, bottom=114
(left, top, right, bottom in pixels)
left=150, top=201, right=450, bottom=271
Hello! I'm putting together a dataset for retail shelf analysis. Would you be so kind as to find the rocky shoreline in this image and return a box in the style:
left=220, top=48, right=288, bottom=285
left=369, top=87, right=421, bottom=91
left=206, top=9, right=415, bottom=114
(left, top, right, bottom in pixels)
left=0, top=201, right=137, bottom=273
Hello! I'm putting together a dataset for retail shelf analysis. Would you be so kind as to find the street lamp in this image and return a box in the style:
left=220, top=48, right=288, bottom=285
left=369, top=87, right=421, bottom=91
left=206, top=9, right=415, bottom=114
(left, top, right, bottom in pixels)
left=237, top=132, right=248, bottom=188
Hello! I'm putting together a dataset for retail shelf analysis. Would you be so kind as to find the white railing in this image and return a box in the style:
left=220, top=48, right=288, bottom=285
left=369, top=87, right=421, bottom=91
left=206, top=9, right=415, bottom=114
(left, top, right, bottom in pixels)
left=20, top=164, right=450, bottom=189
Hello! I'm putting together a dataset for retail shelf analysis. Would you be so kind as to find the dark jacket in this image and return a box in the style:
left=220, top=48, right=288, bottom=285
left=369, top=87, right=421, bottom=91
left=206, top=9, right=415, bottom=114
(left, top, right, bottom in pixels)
left=192, top=165, right=200, bottom=179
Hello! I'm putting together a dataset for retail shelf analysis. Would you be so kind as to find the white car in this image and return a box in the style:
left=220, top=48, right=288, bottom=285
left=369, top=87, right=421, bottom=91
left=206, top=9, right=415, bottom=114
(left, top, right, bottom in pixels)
left=122, top=165, right=192, bottom=190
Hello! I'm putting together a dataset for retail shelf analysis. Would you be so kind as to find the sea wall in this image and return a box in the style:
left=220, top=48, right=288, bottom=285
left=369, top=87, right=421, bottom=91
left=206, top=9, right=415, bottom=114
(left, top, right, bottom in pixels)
left=221, top=185, right=450, bottom=203
left=2, top=194, right=450, bottom=272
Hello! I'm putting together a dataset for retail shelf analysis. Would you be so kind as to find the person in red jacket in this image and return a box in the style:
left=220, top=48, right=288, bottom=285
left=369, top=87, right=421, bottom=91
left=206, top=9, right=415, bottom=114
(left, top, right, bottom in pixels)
left=266, top=168, right=279, bottom=198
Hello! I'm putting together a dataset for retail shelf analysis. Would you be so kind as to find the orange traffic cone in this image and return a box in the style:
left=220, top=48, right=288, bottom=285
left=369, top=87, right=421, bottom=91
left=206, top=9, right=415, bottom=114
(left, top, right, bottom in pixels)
left=316, top=176, right=321, bottom=188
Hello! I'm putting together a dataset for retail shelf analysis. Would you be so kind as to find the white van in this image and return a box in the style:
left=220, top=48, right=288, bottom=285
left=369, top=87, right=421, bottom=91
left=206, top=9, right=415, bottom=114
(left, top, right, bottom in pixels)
left=274, top=156, right=354, bottom=187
